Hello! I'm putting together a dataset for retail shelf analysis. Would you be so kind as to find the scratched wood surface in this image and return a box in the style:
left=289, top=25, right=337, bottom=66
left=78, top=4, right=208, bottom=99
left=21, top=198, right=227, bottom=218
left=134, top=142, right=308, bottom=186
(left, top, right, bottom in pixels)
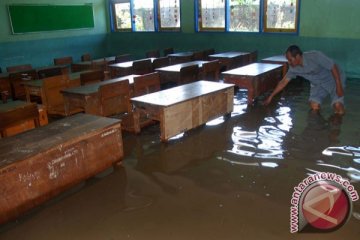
left=0, top=114, right=123, bottom=224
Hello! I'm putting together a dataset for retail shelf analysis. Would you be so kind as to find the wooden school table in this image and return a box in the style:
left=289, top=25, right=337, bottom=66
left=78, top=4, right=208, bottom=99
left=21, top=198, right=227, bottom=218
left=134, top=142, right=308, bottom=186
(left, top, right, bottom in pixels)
left=131, top=80, right=234, bottom=142
left=167, top=51, right=194, bottom=63
left=208, top=51, right=250, bottom=70
left=108, top=58, right=155, bottom=78
left=155, top=60, right=208, bottom=85
left=0, top=113, right=123, bottom=224
left=71, top=56, right=116, bottom=72
left=261, top=55, right=288, bottom=77
left=61, top=75, right=138, bottom=116
left=22, top=71, right=84, bottom=104
left=222, top=63, right=282, bottom=104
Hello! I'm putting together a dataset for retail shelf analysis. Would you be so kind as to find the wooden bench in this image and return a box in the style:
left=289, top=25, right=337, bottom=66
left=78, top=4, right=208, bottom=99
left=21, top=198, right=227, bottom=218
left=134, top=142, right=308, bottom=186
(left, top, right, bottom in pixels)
left=0, top=101, right=40, bottom=138
left=222, top=63, right=283, bottom=105
left=61, top=75, right=137, bottom=116
left=42, top=75, right=83, bottom=116
left=131, top=80, right=234, bottom=142
left=108, top=58, right=155, bottom=78
left=155, top=60, right=208, bottom=86
left=9, top=69, right=38, bottom=100
left=0, top=114, right=123, bottom=224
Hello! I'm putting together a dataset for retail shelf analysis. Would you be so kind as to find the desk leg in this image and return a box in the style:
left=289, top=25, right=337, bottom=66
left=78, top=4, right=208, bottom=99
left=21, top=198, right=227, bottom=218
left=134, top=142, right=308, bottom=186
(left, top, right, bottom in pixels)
left=63, top=97, right=70, bottom=116
left=133, top=110, right=141, bottom=134
left=25, top=87, right=31, bottom=102
left=159, top=110, right=167, bottom=142
left=247, top=87, right=254, bottom=105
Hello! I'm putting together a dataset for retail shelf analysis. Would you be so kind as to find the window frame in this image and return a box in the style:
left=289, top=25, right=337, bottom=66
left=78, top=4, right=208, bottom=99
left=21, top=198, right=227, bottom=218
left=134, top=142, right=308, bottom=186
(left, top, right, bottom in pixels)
left=197, top=0, right=226, bottom=32
left=263, top=0, right=300, bottom=33
left=110, top=0, right=181, bottom=32
left=157, top=0, right=181, bottom=31
left=196, top=0, right=300, bottom=34
left=111, top=0, right=132, bottom=32
left=132, top=0, right=156, bottom=32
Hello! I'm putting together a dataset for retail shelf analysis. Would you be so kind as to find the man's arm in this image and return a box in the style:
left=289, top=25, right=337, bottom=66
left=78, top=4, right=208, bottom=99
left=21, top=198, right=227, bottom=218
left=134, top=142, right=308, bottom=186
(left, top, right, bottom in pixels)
left=263, top=77, right=290, bottom=105
left=331, top=64, right=344, bottom=97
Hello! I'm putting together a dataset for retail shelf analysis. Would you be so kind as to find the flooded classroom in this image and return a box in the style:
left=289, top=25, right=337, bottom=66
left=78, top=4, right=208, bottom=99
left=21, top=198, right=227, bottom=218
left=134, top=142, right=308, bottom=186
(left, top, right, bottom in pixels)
left=1, top=0, right=360, bottom=239
left=1, top=78, right=359, bottom=240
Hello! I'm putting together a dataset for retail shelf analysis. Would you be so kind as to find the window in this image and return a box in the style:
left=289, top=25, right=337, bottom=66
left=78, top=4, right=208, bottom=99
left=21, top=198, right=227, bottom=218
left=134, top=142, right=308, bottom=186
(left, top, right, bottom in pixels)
left=133, top=0, right=155, bottom=31
left=112, top=0, right=131, bottom=31
left=196, top=0, right=299, bottom=33
left=229, top=0, right=260, bottom=32
left=158, top=0, right=181, bottom=30
left=264, top=0, right=299, bottom=33
left=198, top=0, right=225, bottom=31
left=110, top=0, right=181, bottom=32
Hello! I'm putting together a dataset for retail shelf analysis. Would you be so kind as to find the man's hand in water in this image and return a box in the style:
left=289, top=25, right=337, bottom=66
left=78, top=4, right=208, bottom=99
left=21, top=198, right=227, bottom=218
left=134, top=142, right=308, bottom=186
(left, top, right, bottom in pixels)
left=263, top=95, right=273, bottom=106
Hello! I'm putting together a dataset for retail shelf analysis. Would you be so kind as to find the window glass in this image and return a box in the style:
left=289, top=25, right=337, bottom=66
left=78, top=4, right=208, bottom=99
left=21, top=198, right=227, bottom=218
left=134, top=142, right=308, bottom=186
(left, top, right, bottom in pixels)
left=133, top=0, right=155, bottom=31
left=114, top=1, right=131, bottom=30
left=199, top=0, right=225, bottom=30
left=158, top=0, right=181, bottom=29
left=264, top=0, right=298, bottom=32
left=229, top=0, right=260, bottom=32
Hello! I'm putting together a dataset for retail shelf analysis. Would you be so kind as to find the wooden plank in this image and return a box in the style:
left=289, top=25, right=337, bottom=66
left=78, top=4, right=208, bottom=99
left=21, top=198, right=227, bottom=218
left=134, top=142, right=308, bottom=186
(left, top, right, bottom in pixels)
left=0, top=114, right=123, bottom=224
left=0, top=101, right=41, bottom=137
left=1, top=104, right=48, bottom=137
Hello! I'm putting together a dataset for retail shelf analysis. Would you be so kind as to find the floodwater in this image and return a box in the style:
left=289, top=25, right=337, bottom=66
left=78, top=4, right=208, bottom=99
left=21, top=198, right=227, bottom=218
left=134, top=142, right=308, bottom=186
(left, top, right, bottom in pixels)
left=1, top=79, right=360, bottom=239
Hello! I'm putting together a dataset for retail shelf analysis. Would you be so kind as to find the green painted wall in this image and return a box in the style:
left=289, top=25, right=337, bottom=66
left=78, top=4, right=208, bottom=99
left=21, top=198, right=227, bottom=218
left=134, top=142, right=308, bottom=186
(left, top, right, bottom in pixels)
left=300, top=0, right=360, bottom=39
left=1, top=0, right=360, bottom=77
left=0, top=0, right=109, bottom=69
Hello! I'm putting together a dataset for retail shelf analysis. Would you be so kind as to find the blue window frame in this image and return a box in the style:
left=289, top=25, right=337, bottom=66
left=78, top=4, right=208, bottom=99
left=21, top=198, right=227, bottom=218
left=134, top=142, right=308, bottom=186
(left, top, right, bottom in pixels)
left=110, top=0, right=181, bottom=32
left=196, top=0, right=300, bottom=34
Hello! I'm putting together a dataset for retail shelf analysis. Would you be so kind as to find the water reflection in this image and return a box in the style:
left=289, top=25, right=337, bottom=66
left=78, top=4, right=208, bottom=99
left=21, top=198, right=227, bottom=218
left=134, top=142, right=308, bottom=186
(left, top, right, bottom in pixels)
left=295, top=111, right=360, bottom=183
left=291, top=111, right=343, bottom=160
left=228, top=104, right=292, bottom=160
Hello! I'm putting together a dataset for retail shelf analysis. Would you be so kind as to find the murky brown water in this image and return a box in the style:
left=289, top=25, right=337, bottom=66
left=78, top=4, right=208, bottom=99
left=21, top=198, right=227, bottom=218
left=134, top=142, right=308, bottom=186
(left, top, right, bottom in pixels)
left=1, top=79, right=359, bottom=239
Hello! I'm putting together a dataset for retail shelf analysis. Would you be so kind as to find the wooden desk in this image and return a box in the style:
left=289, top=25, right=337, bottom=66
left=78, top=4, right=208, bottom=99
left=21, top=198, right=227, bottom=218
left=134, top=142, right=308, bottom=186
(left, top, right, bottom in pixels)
left=155, top=61, right=208, bottom=85
left=71, top=56, right=116, bottom=72
left=36, top=64, right=70, bottom=76
left=0, top=100, right=48, bottom=137
left=109, top=58, right=155, bottom=78
left=261, top=55, right=288, bottom=77
left=131, top=80, right=234, bottom=142
left=0, top=73, right=11, bottom=98
left=222, top=63, right=282, bottom=104
left=167, top=51, right=194, bottom=63
left=0, top=65, right=68, bottom=99
left=208, top=51, right=250, bottom=70
left=23, top=71, right=83, bottom=104
left=61, top=75, right=138, bottom=116
left=0, top=114, right=123, bottom=224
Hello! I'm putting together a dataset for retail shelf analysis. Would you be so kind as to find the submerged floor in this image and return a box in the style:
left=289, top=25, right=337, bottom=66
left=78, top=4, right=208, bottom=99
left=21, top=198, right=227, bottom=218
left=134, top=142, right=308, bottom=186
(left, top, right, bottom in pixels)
left=1, top=79, right=360, bottom=239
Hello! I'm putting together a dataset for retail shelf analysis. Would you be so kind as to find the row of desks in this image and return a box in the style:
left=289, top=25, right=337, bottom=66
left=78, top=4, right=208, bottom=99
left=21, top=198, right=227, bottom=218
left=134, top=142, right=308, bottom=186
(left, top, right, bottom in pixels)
left=21, top=54, right=287, bottom=121
left=2, top=53, right=287, bottom=139
left=0, top=54, right=288, bottom=224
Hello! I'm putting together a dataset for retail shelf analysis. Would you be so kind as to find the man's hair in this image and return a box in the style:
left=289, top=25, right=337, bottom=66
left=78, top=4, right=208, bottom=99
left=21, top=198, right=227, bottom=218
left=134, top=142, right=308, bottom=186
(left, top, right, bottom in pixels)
left=286, top=45, right=303, bottom=57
